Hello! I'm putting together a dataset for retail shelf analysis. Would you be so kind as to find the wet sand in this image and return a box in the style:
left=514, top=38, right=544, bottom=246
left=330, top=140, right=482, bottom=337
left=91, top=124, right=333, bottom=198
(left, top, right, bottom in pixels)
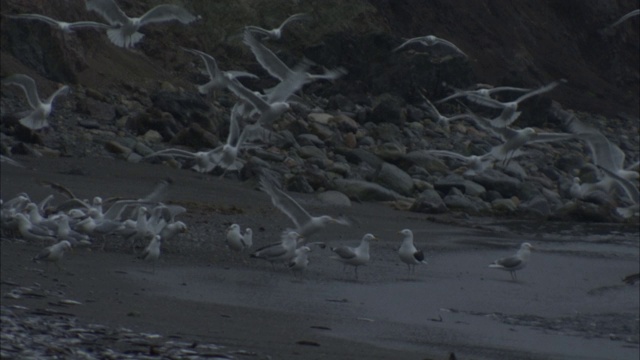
left=2, top=156, right=639, bottom=360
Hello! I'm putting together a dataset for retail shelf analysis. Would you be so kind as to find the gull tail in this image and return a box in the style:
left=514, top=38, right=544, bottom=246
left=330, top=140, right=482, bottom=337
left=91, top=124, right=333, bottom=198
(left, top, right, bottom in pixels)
left=19, top=112, right=48, bottom=130
left=488, top=263, right=503, bottom=269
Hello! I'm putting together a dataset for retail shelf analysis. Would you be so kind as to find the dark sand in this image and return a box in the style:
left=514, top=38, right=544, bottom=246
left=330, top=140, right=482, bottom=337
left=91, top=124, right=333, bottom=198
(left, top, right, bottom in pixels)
left=2, top=156, right=639, bottom=360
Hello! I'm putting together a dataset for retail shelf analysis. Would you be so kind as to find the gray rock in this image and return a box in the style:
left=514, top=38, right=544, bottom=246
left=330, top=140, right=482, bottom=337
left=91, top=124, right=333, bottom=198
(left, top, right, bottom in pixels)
left=410, top=189, right=447, bottom=214
left=402, top=150, right=449, bottom=175
left=519, top=195, right=551, bottom=218
left=332, top=179, right=403, bottom=202
left=368, top=93, right=406, bottom=127
left=297, top=133, right=325, bottom=147
left=435, top=174, right=486, bottom=197
left=339, top=148, right=383, bottom=168
left=298, top=145, right=327, bottom=160
left=471, top=169, right=522, bottom=197
left=374, top=162, right=414, bottom=196
left=443, top=188, right=490, bottom=213
left=316, top=190, right=352, bottom=207
left=327, top=161, right=351, bottom=177
left=491, top=198, right=518, bottom=213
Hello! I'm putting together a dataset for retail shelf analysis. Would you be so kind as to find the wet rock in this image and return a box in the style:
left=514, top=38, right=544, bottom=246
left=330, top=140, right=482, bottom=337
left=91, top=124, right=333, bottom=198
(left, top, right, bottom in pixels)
left=410, top=189, right=447, bottom=214
left=371, top=141, right=406, bottom=160
left=297, top=145, right=327, bottom=160
left=373, top=162, right=414, bottom=196
left=104, top=140, right=131, bottom=156
left=332, top=179, right=403, bottom=202
left=402, top=150, right=449, bottom=175
left=339, top=148, right=383, bottom=168
left=170, top=123, right=218, bottom=149
left=491, top=198, right=518, bottom=213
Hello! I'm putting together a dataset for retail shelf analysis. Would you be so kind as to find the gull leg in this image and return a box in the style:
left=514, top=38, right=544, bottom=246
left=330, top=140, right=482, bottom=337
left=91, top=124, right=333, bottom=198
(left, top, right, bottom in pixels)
left=354, top=266, right=359, bottom=280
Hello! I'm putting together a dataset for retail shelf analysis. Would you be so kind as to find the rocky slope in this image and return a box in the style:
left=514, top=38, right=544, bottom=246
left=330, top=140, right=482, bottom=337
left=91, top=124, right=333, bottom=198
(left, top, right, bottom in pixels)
left=1, top=0, right=638, bottom=222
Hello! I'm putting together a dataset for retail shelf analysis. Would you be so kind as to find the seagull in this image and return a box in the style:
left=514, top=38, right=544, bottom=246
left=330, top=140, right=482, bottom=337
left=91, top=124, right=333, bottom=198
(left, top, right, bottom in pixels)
left=181, top=47, right=257, bottom=96
left=424, top=150, right=496, bottom=176
left=288, top=246, right=312, bottom=276
left=393, top=35, right=467, bottom=58
left=32, top=240, right=72, bottom=271
left=14, top=213, right=57, bottom=244
left=398, top=229, right=428, bottom=275
left=159, top=220, right=188, bottom=243
left=488, top=126, right=575, bottom=166
left=1, top=74, right=70, bottom=130
left=330, top=233, right=377, bottom=279
left=245, top=13, right=312, bottom=40
left=489, top=242, right=533, bottom=281
left=609, top=9, right=640, bottom=28
left=250, top=230, right=302, bottom=267
left=226, top=223, right=252, bottom=252
left=463, top=80, right=564, bottom=127
left=86, top=0, right=199, bottom=48
left=242, top=30, right=346, bottom=85
left=259, top=173, right=350, bottom=240
left=436, top=84, right=532, bottom=105
left=6, top=13, right=113, bottom=33
left=417, top=90, right=472, bottom=131
left=144, top=148, right=219, bottom=173
left=137, top=234, right=162, bottom=273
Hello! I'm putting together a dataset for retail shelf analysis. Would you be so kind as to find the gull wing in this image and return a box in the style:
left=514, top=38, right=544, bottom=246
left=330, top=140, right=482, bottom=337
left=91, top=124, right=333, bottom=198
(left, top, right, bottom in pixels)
left=277, top=13, right=312, bottom=31
left=513, top=80, right=562, bottom=103
left=2, top=74, right=41, bottom=109
left=67, top=21, right=113, bottom=30
left=181, top=47, right=221, bottom=82
left=8, top=14, right=62, bottom=27
left=243, top=30, right=291, bottom=81
left=331, top=245, right=356, bottom=259
left=259, top=175, right=312, bottom=230
left=86, top=0, right=129, bottom=25
left=495, top=255, right=522, bottom=268
left=139, top=4, right=197, bottom=26
left=597, top=165, right=639, bottom=204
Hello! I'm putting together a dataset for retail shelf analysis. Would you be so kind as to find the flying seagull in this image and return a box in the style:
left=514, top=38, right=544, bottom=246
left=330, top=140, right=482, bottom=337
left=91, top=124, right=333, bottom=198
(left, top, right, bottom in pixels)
left=259, top=173, right=350, bottom=240
left=86, top=0, right=199, bottom=48
left=1, top=74, right=69, bottom=130
left=393, top=35, right=467, bottom=58
left=245, top=12, right=312, bottom=40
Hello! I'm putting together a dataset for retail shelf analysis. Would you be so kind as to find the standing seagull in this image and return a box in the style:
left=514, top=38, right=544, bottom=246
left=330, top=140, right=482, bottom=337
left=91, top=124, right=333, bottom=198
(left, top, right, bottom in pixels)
left=259, top=174, right=350, bottom=240
left=393, top=35, right=467, bottom=58
left=489, top=242, right=533, bottom=281
left=397, top=229, right=428, bottom=275
left=32, top=240, right=72, bottom=271
left=250, top=230, right=302, bottom=267
left=288, top=246, right=312, bottom=277
left=86, top=0, right=198, bottom=48
left=245, top=13, right=312, bottom=40
left=330, top=233, right=377, bottom=280
left=6, top=13, right=113, bottom=33
left=2, top=74, right=69, bottom=130
left=226, top=224, right=252, bottom=252
left=138, top=234, right=162, bottom=273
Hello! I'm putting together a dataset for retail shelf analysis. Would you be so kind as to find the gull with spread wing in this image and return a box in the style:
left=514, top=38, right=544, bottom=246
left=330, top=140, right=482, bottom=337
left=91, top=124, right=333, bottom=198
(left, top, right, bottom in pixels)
left=245, top=13, right=312, bottom=40
left=86, top=0, right=198, bottom=48
left=259, top=174, right=350, bottom=240
left=393, top=35, right=467, bottom=58
left=2, top=74, right=69, bottom=130
left=181, top=47, right=257, bottom=96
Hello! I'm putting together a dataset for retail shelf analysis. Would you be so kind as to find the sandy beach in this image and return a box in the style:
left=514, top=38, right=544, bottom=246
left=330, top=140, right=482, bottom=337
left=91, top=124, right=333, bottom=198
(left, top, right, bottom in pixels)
left=1, top=155, right=639, bottom=360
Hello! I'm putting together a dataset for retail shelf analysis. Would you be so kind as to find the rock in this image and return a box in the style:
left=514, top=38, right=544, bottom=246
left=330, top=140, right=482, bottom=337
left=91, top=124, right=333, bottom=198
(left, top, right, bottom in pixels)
left=142, top=130, right=163, bottom=144
left=308, top=121, right=334, bottom=140
left=338, top=148, right=383, bottom=168
left=552, top=200, right=615, bottom=222
left=170, top=123, right=218, bottom=149
left=491, top=198, right=518, bottom=213
left=330, top=114, right=359, bottom=133
left=343, top=132, right=357, bottom=148
left=519, top=195, right=551, bottom=218
left=471, top=169, right=522, bottom=197
left=373, top=162, right=414, bottom=196
left=307, top=113, right=333, bottom=125
left=443, top=187, right=490, bottom=213
left=297, top=146, right=327, bottom=161
left=297, top=133, right=325, bottom=147
left=316, top=190, right=352, bottom=207
left=372, top=141, right=406, bottom=160
left=403, top=150, right=449, bottom=174
left=78, top=119, right=100, bottom=130
left=80, top=98, right=116, bottom=123
left=410, top=189, right=447, bottom=214
left=434, top=174, right=486, bottom=197
left=368, top=93, right=406, bottom=127
left=104, top=140, right=131, bottom=156
left=327, top=161, right=351, bottom=177
left=332, top=179, right=403, bottom=202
